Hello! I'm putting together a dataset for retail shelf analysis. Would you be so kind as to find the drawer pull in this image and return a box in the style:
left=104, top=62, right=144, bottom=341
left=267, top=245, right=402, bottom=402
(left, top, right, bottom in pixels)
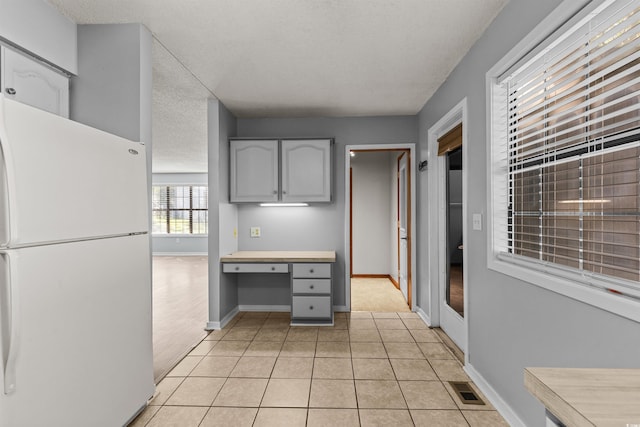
left=309, top=305, right=314, bottom=310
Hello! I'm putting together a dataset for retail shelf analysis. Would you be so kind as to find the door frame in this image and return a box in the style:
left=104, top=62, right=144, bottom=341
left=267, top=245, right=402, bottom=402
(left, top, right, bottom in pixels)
left=427, top=98, right=469, bottom=359
left=345, top=144, right=416, bottom=311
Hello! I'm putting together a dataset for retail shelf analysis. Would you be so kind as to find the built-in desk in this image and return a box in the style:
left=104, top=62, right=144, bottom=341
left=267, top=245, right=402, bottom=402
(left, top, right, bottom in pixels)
left=221, top=251, right=336, bottom=326
left=525, top=367, right=640, bottom=427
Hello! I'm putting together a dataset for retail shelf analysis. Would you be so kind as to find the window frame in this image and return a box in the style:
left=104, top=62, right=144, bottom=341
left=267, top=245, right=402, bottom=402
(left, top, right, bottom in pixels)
left=152, top=184, right=209, bottom=236
left=486, top=0, right=640, bottom=323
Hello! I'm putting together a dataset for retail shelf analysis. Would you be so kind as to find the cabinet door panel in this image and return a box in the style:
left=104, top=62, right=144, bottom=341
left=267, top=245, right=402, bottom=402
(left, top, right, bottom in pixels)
left=230, top=140, right=279, bottom=202
left=281, top=139, right=331, bottom=202
left=1, top=47, right=69, bottom=118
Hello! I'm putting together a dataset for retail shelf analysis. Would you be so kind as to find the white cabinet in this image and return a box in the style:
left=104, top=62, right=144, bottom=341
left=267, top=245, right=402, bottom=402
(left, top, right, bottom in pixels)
left=291, top=263, right=333, bottom=325
left=281, top=139, right=331, bottom=202
left=1, top=46, right=69, bottom=118
left=230, top=138, right=332, bottom=203
left=229, top=139, right=279, bottom=202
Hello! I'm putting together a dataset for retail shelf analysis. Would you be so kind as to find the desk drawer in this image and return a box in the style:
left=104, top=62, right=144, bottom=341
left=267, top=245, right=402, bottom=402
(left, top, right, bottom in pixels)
left=292, top=296, right=331, bottom=319
left=292, top=263, right=331, bottom=278
left=292, top=279, right=331, bottom=295
left=222, top=263, right=289, bottom=273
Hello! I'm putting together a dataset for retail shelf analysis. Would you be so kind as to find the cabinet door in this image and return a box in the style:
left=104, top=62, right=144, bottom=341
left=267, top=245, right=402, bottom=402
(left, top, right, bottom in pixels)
left=230, top=139, right=279, bottom=202
left=281, top=139, right=331, bottom=202
left=1, top=47, right=69, bottom=118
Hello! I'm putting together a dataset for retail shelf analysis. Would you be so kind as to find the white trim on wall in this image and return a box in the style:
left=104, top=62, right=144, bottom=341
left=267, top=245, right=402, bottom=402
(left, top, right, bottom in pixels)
left=426, top=98, right=469, bottom=359
left=206, top=306, right=239, bottom=330
left=344, top=143, right=417, bottom=312
left=464, top=364, right=527, bottom=427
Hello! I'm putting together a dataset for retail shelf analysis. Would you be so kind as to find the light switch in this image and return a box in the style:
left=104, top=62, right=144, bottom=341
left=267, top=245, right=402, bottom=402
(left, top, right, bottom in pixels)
left=472, top=214, right=482, bottom=231
left=250, top=227, right=261, bottom=238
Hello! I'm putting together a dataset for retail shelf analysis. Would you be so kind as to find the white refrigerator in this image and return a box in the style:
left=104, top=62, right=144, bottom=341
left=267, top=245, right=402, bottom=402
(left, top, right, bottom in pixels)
left=0, top=95, right=154, bottom=426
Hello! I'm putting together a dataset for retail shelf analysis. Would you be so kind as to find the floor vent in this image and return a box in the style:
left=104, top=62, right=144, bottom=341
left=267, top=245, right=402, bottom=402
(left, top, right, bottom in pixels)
left=449, top=381, right=485, bottom=405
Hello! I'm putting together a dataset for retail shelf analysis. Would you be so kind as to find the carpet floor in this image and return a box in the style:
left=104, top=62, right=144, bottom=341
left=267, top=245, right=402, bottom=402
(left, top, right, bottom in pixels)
left=350, top=278, right=411, bottom=312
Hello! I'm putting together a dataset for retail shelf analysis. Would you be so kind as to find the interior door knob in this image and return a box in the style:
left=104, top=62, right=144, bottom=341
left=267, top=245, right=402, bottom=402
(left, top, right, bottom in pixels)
left=5, top=88, right=16, bottom=95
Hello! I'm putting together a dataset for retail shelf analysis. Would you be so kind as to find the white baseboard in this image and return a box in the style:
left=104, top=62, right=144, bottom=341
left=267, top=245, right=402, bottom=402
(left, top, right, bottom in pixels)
left=415, top=306, right=432, bottom=327
left=152, top=252, right=207, bottom=257
left=206, top=306, right=240, bottom=330
left=238, top=305, right=291, bottom=312
left=465, top=363, right=526, bottom=427
left=333, top=305, right=349, bottom=312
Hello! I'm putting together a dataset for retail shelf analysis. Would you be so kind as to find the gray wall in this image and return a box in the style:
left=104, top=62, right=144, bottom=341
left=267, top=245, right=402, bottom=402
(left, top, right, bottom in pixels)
left=152, top=173, right=208, bottom=255
left=72, top=24, right=152, bottom=146
left=417, top=0, right=640, bottom=425
left=208, top=99, right=238, bottom=326
left=351, top=151, right=393, bottom=276
left=0, top=0, right=77, bottom=73
left=236, top=116, right=418, bottom=308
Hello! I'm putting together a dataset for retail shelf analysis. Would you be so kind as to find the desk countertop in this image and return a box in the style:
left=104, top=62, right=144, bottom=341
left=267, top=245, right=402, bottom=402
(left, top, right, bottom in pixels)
left=220, top=250, right=336, bottom=263
left=525, top=367, right=640, bottom=427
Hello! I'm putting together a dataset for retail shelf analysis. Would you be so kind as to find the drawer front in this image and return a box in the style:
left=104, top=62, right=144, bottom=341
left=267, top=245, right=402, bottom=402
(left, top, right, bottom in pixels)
left=222, top=263, right=289, bottom=273
left=292, top=279, right=331, bottom=295
left=292, top=263, right=331, bottom=278
left=292, top=296, right=331, bottom=319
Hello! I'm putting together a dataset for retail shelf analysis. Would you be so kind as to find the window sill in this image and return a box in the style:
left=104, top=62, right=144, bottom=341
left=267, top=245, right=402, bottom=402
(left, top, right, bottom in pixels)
left=488, top=256, right=640, bottom=324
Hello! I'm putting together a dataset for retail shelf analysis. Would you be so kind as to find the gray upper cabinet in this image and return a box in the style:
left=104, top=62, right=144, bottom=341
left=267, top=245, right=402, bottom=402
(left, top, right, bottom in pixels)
left=230, top=139, right=279, bottom=202
left=230, top=138, right=332, bottom=203
left=1, top=46, right=69, bottom=118
left=281, top=139, right=331, bottom=202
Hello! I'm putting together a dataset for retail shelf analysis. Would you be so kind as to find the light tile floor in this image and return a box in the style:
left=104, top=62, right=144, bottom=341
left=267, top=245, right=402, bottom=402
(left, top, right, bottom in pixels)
left=129, top=311, right=509, bottom=427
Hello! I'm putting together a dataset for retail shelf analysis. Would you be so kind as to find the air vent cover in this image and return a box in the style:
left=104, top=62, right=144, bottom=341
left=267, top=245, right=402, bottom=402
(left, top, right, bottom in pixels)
left=449, top=381, right=485, bottom=405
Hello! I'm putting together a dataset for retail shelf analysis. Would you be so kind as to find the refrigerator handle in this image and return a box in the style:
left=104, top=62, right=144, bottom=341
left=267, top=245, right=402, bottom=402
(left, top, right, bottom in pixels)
left=0, top=251, right=19, bottom=394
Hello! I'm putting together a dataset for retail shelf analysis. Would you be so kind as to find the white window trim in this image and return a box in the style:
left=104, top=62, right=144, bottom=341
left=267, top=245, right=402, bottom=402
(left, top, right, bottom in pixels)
left=485, top=0, right=640, bottom=323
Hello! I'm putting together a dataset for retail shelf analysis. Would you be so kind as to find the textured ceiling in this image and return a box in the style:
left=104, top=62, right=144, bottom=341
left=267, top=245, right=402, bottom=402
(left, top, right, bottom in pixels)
left=48, top=0, right=508, bottom=172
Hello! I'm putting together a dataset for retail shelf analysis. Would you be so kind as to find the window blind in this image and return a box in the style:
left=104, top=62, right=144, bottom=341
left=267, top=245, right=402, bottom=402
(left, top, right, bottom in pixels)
left=152, top=185, right=208, bottom=234
left=499, top=0, right=640, bottom=292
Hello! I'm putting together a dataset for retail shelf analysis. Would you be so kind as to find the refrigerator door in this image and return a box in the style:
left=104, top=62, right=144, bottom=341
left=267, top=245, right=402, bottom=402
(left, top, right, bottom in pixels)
left=0, top=95, right=148, bottom=248
left=0, top=234, right=154, bottom=427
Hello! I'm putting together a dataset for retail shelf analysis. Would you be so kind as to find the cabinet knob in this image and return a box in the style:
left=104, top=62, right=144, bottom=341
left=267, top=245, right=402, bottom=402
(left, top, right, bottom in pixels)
left=5, top=88, right=16, bottom=95
left=271, top=266, right=275, bottom=271
left=235, top=266, right=239, bottom=271
left=309, top=269, right=314, bottom=274
left=310, top=284, right=314, bottom=289
left=309, top=305, right=314, bottom=310
left=282, top=190, right=287, bottom=194
left=273, top=190, right=277, bottom=194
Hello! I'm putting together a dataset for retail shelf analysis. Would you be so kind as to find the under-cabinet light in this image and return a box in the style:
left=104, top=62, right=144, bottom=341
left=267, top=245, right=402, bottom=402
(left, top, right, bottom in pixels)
left=259, top=203, right=309, bottom=207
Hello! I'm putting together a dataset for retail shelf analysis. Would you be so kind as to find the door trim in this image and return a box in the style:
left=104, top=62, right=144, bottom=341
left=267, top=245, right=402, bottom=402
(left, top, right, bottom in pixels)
left=426, top=98, right=469, bottom=361
left=345, top=144, right=416, bottom=311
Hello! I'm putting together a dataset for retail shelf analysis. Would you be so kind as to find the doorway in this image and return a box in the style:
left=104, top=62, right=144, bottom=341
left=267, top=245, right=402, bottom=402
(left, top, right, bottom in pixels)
left=346, top=146, right=416, bottom=312
left=427, top=99, right=468, bottom=355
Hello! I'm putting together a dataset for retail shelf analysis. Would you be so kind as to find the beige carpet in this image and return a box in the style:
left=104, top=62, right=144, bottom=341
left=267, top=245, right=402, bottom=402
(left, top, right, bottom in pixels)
left=351, top=277, right=411, bottom=312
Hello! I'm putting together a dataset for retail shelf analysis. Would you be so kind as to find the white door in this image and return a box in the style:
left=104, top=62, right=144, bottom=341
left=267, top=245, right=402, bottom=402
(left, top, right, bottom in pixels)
left=0, top=96, right=148, bottom=246
left=398, top=153, right=409, bottom=303
left=0, top=235, right=154, bottom=426
left=0, top=47, right=69, bottom=118
left=438, top=146, right=466, bottom=352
